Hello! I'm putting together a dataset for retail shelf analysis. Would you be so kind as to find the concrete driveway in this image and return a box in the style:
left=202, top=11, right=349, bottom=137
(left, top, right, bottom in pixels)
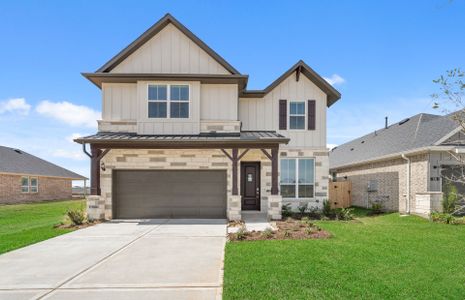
left=0, top=219, right=227, bottom=300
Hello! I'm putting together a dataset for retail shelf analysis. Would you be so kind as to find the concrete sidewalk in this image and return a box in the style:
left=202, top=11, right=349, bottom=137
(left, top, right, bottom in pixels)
left=0, top=219, right=227, bottom=300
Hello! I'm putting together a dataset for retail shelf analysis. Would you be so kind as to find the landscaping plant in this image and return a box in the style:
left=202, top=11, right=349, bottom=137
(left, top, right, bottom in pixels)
left=297, top=202, right=308, bottom=218
left=322, top=199, right=332, bottom=217
left=281, top=203, right=292, bottom=218
left=66, top=207, right=87, bottom=226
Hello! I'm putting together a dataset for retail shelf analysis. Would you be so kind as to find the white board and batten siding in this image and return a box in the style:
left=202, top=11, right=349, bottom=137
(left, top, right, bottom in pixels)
left=239, top=75, right=327, bottom=148
left=111, top=23, right=230, bottom=75
left=102, top=83, right=137, bottom=121
left=201, top=84, right=238, bottom=120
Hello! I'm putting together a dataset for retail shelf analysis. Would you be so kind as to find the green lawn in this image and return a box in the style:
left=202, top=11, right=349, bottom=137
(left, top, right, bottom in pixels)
left=223, top=211, right=465, bottom=299
left=0, top=199, right=85, bottom=254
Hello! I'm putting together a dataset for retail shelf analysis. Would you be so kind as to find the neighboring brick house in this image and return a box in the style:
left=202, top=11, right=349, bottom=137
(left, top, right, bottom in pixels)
left=0, top=146, right=87, bottom=204
left=329, top=113, right=465, bottom=215
left=74, top=14, right=341, bottom=221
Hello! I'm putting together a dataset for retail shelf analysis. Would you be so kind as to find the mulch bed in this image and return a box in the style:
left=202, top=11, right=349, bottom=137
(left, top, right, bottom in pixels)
left=228, top=218, right=331, bottom=241
left=54, top=220, right=101, bottom=230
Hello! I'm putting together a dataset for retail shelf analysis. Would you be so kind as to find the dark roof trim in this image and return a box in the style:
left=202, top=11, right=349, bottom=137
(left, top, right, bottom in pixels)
left=82, top=73, right=249, bottom=89
left=240, top=60, right=341, bottom=107
left=96, top=13, right=240, bottom=75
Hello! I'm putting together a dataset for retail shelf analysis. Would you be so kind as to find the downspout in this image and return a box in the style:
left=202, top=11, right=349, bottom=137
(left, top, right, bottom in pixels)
left=401, top=154, right=410, bottom=214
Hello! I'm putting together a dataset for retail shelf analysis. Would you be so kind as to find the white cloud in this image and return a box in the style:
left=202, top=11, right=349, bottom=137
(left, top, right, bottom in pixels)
left=324, top=74, right=346, bottom=86
left=52, top=149, right=86, bottom=161
left=36, top=100, right=100, bottom=128
left=0, top=98, right=31, bottom=115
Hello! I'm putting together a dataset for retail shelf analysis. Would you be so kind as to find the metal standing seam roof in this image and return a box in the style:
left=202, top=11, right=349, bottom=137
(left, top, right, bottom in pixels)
left=74, top=131, right=289, bottom=144
left=0, top=146, right=87, bottom=180
left=329, top=113, right=459, bottom=169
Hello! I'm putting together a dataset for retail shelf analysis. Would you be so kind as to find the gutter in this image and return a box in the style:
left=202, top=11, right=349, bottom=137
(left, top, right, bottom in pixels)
left=401, top=154, right=411, bottom=214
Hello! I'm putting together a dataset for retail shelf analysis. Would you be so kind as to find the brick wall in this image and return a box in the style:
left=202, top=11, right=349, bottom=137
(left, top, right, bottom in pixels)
left=333, top=154, right=429, bottom=213
left=0, top=173, right=72, bottom=204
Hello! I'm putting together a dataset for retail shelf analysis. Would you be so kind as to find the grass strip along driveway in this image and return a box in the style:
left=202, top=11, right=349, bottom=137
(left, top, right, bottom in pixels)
left=223, top=211, right=465, bottom=299
left=0, top=199, right=85, bottom=254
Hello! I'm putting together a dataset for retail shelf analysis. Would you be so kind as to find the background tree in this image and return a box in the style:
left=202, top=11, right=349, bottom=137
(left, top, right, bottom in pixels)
left=432, top=68, right=465, bottom=215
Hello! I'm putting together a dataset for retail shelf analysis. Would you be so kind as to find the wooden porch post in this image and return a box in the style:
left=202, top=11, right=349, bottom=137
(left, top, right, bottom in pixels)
left=232, top=148, right=239, bottom=195
left=90, top=145, right=102, bottom=196
left=271, top=146, right=279, bottom=195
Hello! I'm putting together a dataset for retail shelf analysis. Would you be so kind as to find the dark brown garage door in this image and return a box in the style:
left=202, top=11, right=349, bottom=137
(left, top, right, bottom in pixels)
left=113, top=170, right=227, bottom=219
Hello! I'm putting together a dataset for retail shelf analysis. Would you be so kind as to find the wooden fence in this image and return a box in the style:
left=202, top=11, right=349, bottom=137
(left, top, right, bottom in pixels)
left=328, top=181, right=352, bottom=209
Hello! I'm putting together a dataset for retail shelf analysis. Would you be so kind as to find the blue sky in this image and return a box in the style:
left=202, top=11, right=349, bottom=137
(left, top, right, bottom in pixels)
left=1, top=0, right=464, bottom=181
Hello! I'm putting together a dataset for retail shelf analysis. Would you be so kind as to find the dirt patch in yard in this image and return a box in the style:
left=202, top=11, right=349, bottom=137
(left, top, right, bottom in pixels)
left=228, top=218, right=331, bottom=241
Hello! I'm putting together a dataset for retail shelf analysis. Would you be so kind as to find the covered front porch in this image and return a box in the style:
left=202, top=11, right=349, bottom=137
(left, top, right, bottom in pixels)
left=75, top=131, right=289, bottom=221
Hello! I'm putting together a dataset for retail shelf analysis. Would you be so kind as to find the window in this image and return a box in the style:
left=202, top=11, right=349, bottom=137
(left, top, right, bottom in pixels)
left=21, top=177, right=29, bottom=193
left=280, top=158, right=314, bottom=198
left=30, top=177, right=38, bottom=193
left=20, top=176, right=38, bottom=193
left=289, top=101, right=305, bottom=129
left=148, top=84, right=189, bottom=119
left=170, top=85, right=189, bottom=118
left=148, top=85, right=167, bottom=118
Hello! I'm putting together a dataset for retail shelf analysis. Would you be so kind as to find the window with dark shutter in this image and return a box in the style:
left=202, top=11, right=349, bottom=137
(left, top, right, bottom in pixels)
left=308, top=100, right=316, bottom=130
left=279, top=100, right=287, bottom=130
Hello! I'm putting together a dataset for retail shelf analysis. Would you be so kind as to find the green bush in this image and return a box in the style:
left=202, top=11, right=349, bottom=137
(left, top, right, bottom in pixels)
left=336, top=208, right=354, bottom=221
left=235, top=226, right=248, bottom=240
left=371, top=202, right=383, bottom=214
left=442, top=183, right=459, bottom=213
left=430, top=212, right=465, bottom=225
left=297, top=202, right=308, bottom=217
left=281, top=203, right=292, bottom=218
left=66, top=208, right=86, bottom=225
left=322, top=200, right=332, bottom=217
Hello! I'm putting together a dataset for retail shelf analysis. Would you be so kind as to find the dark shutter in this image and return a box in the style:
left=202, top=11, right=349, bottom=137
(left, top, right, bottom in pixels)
left=308, top=100, right=316, bottom=130
left=279, top=99, right=287, bottom=130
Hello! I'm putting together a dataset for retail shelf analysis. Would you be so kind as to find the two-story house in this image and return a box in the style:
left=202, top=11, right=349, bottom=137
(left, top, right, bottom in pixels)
left=75, top=14, right=341, bottom=221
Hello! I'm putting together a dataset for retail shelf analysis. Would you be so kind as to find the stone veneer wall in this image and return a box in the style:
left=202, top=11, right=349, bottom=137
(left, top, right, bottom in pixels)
left=0, top=173, right=72, bottom=204
left=333, top=154, right=429, bottom=213
left=90, top=147, right=327, bottom=220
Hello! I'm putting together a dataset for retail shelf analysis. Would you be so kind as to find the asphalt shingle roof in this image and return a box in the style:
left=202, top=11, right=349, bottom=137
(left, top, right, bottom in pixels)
left=0, top=146, right=87, bottom=180
left=329, top=113, right=458, bottom=169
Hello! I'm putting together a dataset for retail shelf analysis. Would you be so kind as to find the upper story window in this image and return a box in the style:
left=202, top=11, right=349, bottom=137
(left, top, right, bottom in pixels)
left=148, top=84, right=189, bottom=119
left=289, top=101, right=305, bottom=129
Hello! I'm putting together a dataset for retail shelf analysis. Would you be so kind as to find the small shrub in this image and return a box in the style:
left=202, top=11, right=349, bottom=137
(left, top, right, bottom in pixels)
left=442, top=183, right=459, bottom=213
left=261, top=227, right=274, bottom=239
left=235, top=226, right=248, bottom=240
left=305, top=226, right=317, bottom=235
left=337, top=208, right=354, bottom=221
left=66, top=208, right=86, bottom=225
left=283, top=230, right=291, bottom=238
left=322, top=199, right=332, bottom=217
left=308, top=206, right=321, bottom=219
left=430, top=212, right=464, bottom=225
left=282, top=203, right=292, bottom=218
left=371, top=202, right=383, bottom=214
left=300, top=216, right=313, bottom=226
left=297, top=202, right=308, bottom=217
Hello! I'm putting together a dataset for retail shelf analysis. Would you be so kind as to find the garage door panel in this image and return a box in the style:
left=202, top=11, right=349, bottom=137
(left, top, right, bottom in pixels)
left=114, top=170, right=227, bottom=219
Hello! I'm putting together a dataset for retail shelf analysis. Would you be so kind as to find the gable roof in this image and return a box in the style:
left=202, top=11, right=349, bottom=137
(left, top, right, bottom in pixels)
left=0, top=146, right=87, bottom=180
left=240, top=60, right=341, bottom=107
left=96, top=13, right=240, bottom=75
left=329, top=113, right=459, bottom=169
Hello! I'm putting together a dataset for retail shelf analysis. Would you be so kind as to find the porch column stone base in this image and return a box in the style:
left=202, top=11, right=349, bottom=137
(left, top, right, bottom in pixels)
left=227, top=195, right=242, bottom=221
left=86, top=195, right=105, bottom=221
left=268, top=195, right=282, bottom=220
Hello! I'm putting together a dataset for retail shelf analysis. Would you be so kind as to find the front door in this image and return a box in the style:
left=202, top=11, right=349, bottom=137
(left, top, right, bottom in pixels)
left=241, top=162, right=260, bottom=210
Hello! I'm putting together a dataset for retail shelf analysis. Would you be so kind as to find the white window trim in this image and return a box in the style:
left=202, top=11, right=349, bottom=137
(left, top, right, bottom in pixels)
left=30, top=177, right=38, bottom=194
left=21, top=176, right=29, bottom=193
left=280, top=157, right=315, bottom=199
left=147, top=83, right=191, bottom=119
left=288, top=101, right=307, bottom=131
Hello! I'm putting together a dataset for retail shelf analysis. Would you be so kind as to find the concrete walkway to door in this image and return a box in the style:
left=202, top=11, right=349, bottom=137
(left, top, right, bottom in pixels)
left=0, top=219, right=227, bottom=300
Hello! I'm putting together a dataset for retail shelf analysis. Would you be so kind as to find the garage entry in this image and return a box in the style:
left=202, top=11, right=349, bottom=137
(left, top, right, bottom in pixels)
left=113, top=170, right=227, bottom=219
